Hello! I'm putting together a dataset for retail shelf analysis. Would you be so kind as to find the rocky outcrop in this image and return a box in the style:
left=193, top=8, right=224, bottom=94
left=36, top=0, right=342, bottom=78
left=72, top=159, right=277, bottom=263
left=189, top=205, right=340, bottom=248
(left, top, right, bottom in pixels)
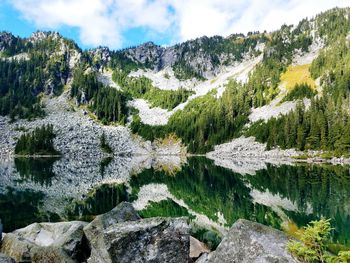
left=83, top=202, right=141, bottom=250
left=29, top=31, right=61, bottom=44
left=88, top=47, right=112, bottom=71
left=123, top=36, right=262, bottom=79
left=206, top=136, right=299, bottom=175
left=0, top=32, right=16, bottom=52
left=195, top=253, right=211, bottom=263
left=124, top=42, right=164, bottom=70
left=208, top=219, right=297, bottom=263
left=84, top=202, right=190, bottom=263
left=0, top=221, right=88, bottom=263
left=88, top=217, right=189, bottom=263
left=207, top=136, right=299, bottom=160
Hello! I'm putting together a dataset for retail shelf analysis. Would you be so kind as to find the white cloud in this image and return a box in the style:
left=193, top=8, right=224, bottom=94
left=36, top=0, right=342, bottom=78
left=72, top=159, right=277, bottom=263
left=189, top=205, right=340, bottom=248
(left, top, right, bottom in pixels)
left=11, top=0, right=121, bottom=47
left=10, top=0, right=174, bottom=48
left=172, top=0, right=349, bottom=40
left=8, top=0, right=350, bottom=48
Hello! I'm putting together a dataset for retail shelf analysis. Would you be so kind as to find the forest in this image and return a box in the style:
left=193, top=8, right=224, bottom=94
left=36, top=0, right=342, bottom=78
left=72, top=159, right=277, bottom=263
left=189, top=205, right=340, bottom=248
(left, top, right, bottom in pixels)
left=246, top=19, right=350, bottom=155
left=14, top=124, right=60, bottom=155
left=0, top=58, right=46, bottom=120
left=0, top=33, right=72, bottom=120
left=128, top=20, right=315, bottom=153
left=131, top=80, right=251, bottom=153
left=71, top=69, right=128, bottom=124
left=130, top=8, right=350, bottom=154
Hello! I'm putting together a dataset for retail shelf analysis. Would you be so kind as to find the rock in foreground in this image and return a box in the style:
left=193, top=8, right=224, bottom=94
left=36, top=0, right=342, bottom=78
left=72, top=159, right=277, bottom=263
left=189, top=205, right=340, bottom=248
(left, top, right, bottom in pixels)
left=208, top=219, right=297, bottom=263
left=84, top=202, right=141, bottom=262
left=0, top=221, right=88, bottom=263
left=84, top=202, right=190, bottom=263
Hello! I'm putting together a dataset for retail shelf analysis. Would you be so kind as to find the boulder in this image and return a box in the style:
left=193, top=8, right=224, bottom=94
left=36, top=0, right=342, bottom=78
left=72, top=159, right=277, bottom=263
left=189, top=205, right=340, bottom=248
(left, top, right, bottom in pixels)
left=190, top=236, right=210, bottom=260
left=84, top=202, right=189, bottom=263
left=86, top=217, right=189, bottom=263
left=0, top=253, right=15, bottom=263
left=84, top=201, right=141, bottom=262
left=195, top=252, right=211, bottom=263
left=208, top=219, right=297, bottom=263
left=0, top=221, right=88, bottom=263
left=84, top=202, right=141, bottom=237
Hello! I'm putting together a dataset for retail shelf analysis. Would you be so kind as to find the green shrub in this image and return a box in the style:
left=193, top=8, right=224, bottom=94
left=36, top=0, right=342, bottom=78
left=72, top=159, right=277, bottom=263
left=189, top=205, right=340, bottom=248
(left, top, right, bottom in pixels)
left=288, top=218, right=350, bottom=263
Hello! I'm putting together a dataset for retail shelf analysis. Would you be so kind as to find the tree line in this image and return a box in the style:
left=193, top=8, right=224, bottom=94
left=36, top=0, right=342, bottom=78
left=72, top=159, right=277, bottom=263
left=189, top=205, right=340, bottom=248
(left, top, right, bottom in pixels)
left=15, top=124, right=60, bottom=155
left=71, top=69, right=128, bottom=124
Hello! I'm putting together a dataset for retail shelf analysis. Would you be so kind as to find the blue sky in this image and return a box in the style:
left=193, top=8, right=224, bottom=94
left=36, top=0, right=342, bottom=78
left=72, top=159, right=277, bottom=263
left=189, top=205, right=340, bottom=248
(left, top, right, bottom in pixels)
left=0, top=0, right=348, bottom=50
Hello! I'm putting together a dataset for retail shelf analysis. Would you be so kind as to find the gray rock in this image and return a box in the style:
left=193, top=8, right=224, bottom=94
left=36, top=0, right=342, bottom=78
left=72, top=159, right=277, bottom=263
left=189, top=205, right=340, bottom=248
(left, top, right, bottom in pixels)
left=84, top=202, right=141, bottom=262
left=0, top=253, right=15, bottom=263
left=87, top=217, right=189, bottom=263
left=84, top=202, right=189, bottom=263
left=122, top=35, right=257, bottom=78
left=0, top=221, right=87, bottom=263
left=195, top=252, right=211, bottom=263
left=208, top=219, right=297, bottom=263
left=84, top=202, right=141, bottom=237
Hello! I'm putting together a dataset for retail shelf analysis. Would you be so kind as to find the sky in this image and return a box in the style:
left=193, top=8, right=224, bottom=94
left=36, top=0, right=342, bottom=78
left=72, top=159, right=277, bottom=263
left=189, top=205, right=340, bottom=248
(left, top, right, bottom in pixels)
left=0, top=0, right=349, bottom=50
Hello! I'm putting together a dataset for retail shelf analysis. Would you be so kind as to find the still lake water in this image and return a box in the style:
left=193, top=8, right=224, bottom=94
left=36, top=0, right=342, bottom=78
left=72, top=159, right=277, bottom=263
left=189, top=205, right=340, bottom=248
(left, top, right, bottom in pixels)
left=0, top=156, right=349, bottom=247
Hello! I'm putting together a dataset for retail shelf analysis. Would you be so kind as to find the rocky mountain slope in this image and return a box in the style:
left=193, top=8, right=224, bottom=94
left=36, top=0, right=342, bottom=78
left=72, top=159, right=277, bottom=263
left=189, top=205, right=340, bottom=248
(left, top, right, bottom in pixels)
left=0, top=7, right=350, bottom=157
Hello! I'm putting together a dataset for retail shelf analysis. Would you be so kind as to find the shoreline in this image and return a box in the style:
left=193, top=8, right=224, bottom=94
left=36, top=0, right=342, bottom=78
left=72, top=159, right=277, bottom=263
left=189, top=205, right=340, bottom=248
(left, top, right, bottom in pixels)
left=1, top=152, right=350, bottom=165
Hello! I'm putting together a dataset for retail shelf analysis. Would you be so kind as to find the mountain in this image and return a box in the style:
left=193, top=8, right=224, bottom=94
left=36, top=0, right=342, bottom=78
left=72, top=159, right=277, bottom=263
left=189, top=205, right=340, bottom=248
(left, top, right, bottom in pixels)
left=1, top=7, right=350, bottom=158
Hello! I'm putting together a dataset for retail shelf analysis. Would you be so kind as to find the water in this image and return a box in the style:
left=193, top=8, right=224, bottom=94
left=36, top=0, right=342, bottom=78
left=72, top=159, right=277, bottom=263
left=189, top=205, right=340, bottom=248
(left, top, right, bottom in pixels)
left=0, top=156, right=349, bottom=247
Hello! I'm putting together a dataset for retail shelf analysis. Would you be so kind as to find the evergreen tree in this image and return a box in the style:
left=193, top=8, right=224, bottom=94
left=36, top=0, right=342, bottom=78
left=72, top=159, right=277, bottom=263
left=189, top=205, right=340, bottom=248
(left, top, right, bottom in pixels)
left=14, top=124, right=60, bottom=155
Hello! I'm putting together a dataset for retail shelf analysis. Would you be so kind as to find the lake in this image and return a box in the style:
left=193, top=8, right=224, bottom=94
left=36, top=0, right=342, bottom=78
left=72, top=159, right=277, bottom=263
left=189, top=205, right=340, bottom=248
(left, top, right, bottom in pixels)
left=0, top=156, right=349, bottom=248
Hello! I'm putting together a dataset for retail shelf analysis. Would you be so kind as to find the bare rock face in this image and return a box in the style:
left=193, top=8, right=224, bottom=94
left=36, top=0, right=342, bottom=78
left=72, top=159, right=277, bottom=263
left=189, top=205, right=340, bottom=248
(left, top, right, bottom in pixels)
left=124, top=42, right=165, bottom=69
left=83, top=202, right=141, bottom=262
left=0, top=221, right=88, bottom=263
left=195, top=252, right=211, bottom=263
left=87, top=217, right=189, bottom=263
left=84, top=202, right=190, bottom=263
left=84, top=202, right=141, bottom=244
left=208, top=219, right=297, bottom=263
left=0, top=32, right=16, bottom=52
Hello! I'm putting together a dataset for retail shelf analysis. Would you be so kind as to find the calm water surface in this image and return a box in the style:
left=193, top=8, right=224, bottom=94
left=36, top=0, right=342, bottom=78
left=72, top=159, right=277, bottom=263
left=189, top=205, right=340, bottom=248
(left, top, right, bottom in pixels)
left=0, top=156, right=349, bottom=247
